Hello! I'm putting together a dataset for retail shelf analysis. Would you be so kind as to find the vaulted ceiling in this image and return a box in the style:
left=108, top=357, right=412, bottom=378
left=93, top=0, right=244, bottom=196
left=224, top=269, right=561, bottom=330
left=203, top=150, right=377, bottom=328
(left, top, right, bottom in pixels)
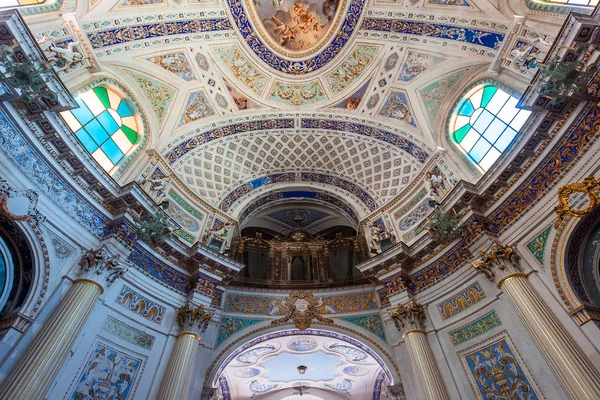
left=29, top=0, right=564, bottom=224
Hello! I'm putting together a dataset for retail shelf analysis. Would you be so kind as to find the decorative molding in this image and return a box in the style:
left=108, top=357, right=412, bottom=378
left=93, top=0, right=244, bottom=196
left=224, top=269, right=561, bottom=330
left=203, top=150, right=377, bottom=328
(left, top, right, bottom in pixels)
left=217, top=317, right=262, bottom=346
left=102, top=315, right=155, bottom=350
left=437, top=282, right=486, bottom=320
left=115, top=285, right=166, bottom=324
left=448, top=310, right=501, bottom=346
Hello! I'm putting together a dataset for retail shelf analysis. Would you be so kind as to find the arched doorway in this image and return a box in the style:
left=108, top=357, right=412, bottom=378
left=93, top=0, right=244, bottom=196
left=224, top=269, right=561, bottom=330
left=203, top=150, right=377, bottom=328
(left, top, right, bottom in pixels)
left=207, top=328, right=398, bottom=400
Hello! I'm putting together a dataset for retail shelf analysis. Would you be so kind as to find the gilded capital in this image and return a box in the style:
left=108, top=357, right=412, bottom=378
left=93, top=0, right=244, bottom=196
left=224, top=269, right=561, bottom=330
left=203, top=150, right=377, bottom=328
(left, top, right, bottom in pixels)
left=177, top=304, right=213, bottom=337
left=472, top=243, right=521, bottom=286
left=78, top=247, right=126, bottom=288
left=390, top=300, right=425, bottom=336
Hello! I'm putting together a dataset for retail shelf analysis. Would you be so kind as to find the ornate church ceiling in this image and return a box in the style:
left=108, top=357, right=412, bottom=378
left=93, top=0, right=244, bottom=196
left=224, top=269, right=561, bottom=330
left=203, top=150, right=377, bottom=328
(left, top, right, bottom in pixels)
left=26, top=0, right=563, bottom=225
left=219, top=334, right=385, bottom=399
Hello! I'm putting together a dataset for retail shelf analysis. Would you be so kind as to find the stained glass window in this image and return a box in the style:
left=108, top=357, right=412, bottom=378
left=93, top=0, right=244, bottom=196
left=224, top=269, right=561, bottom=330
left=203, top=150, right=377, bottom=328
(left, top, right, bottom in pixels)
left=0, top=0, right=46, bottom=7
left=545, top=0, right=599, bottom=6
left=60, top=86, right=139, bottom=173
left=450, top=84, right=531, bottom=171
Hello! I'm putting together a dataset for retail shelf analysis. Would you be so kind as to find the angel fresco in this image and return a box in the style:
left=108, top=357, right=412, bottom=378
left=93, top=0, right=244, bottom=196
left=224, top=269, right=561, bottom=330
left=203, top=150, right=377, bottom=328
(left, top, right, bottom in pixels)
left=254, top=0, right=340, bottom=51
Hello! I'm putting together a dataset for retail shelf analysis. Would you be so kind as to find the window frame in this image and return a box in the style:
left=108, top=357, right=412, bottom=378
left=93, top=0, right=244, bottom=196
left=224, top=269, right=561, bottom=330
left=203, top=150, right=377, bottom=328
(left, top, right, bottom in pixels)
left=60, top=85, right=141, bottom=175
left=449, top=83, right=531, bottom=172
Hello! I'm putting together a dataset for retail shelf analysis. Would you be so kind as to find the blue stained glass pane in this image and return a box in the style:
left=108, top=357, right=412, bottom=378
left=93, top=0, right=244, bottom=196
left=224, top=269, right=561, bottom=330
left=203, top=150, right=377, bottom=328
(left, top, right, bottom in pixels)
left=76, top=130, right=98, bottom=153
left=71, top=98, right=94, bottom=125
left=101, top=139, right=124, bottom=164
left=469, top=138, right=492, bottom=163
left=96, top=110, right=119, bottom=135
left=495, top=128, right=518, bottom=151
left=472, top=109, right=495, bottom=133
left=84, top=119, right=109, bottom=145
left=117, top=101, right=133, bottom=117
left=483, top=118, right=507, bottom=143
left=459, top=100, right=475, bottom=116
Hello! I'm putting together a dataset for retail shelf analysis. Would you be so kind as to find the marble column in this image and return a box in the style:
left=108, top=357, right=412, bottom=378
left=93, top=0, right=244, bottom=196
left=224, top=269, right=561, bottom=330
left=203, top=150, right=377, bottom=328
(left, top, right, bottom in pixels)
left=156, top=304, right=213, bottom=400
left=0, top=248, right=126, bottom=400
left=473, top=243, right=600, bottom=400
left=390, top=301, right=450, bottom=400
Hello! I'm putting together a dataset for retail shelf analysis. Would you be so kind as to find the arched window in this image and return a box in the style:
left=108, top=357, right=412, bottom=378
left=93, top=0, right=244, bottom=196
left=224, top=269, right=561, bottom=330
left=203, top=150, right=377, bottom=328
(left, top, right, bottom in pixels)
left=0, top=0, right=45, bottom=7
left=60, top=86, right=139, bottom=173
left=450, top=84, right=531, bottom=171
left=546, top=0, right=598, bottom=6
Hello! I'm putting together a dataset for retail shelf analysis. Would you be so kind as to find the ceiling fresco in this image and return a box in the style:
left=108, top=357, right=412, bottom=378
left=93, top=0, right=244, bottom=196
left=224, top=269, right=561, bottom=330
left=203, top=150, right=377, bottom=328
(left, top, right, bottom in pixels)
left=24, top=0, right=561, bottom=230
left=219, top=334, right=384, bottom=399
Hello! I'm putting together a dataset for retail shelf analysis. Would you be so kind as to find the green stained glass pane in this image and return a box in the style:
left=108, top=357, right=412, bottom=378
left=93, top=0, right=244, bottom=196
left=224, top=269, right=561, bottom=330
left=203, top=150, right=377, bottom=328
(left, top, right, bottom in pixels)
left=454, top=124, right=471, bottom=143
left=121, top=124, right=137, bottom=144
left=459, top=100, right=474, bottom=116
left=92, top=87, right=111, bottom=109
left=117, top=101, right=133, bottom=117
left=481, top=86, right=498, bottom=108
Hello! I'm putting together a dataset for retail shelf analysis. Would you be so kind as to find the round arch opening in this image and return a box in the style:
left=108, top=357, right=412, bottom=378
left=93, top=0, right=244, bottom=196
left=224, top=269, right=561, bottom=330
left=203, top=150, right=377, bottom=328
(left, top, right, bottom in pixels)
left=208, top=328, right=397, bottom=400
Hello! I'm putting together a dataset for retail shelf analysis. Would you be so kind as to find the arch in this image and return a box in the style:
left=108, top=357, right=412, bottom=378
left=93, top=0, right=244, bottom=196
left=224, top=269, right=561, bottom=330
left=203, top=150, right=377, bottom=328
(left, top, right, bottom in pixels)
left=206, top=324, right=400, bottom=390
left=239, top=190, right=359, bottom=227
left=218, top=174, right=377, bottom=214
left=0, top=213, right=50, bottom=331
left=58, top=75, right=150, bottom=181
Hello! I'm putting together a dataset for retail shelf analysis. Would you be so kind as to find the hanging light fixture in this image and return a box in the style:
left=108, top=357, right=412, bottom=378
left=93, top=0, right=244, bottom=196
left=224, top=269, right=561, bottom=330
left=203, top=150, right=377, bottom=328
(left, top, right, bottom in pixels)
left=297, top=365, right=307, bottom=375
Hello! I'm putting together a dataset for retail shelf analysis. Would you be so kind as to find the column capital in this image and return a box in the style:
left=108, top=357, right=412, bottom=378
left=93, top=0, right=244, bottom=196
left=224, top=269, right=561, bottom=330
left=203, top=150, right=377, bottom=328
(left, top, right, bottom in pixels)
left=390, top=300, right=425, bottom=336
left=472, top=243, right=522, bottom=287
left=177, top=304, right=213, bottom=338
left=78, top=247, right=127, bottom=291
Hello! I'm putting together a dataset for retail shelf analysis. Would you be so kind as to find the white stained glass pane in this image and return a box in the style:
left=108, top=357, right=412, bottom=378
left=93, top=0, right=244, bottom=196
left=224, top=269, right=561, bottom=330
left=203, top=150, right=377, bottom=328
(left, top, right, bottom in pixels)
left=469, top=87, right=484, bottom=109
left=510, top=110, right=531, bottom=131
left=80, top=91, right=106, bottom=116
left=60, top=111, right=82, bottom=132
left=472, top=109, right=495, bottom=133
left=91, top=148, right=114, bottom=172
left=454, top=115, right=471, bottom=130
left=469, top=108, right=483, bottom=126
left=479, top=147, right=501, bottom=171
left=495, top=127, right=518, bottom=152
left=497, top=97, right=520, bottom=124
left=108, top=108, right=122, bottom=126
left=460, top=128, right=480, bottom=152
left=483, top=118, right=507, bottom=143
left=485, top=90, right=510, bottom=114
left=112, top=129, right=134, bottom=154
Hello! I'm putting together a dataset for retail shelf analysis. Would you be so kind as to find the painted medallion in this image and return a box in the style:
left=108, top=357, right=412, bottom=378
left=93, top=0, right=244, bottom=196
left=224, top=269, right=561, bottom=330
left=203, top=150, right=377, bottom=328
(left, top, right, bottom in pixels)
left=248, top=0, right=341, bottom=52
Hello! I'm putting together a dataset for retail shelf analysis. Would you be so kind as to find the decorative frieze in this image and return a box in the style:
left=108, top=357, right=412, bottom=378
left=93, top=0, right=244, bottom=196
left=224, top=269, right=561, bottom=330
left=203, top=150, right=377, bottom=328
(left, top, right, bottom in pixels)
left=437, top=282, right=486, bottom=320
left=448, top=311, right=501, bottom=346
left=102, top=315, right=155, bottom=350
left=115, top=285, right=166, bottom=324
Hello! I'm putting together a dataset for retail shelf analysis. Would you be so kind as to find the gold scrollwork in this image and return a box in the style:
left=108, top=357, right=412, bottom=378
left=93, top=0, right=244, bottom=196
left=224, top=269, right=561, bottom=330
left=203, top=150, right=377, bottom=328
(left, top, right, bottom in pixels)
left=554, top=176, right=600, bottom=228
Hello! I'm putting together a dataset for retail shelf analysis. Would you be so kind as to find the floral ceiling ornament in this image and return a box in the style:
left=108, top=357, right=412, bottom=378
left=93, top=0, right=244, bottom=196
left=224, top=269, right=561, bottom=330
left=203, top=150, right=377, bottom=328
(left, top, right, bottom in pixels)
left=554, top=176, right=600, bottom=228
left=0, top=45, right=58, bottom=104
left=536, top=42, right=599, bottom=105
left=135, top=202, right=173, bottom=244
left=271, top=291, right=334, bottom=330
